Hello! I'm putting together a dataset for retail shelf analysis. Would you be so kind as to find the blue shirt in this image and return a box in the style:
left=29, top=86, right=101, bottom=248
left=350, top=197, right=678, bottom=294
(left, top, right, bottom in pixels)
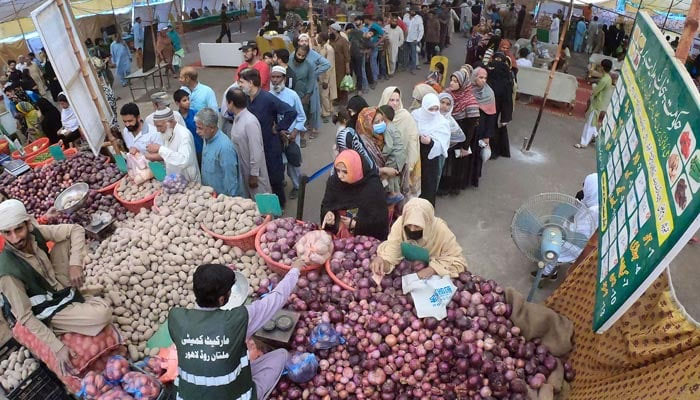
left=183, top=83, right=218, bottom=112
left=247, top=89, right=297, bottom=185
left=180, top=108, right=202, bottom=154
left=201, top=130, right=241, bottom=196
left=270, top=87, right=306, bottom=133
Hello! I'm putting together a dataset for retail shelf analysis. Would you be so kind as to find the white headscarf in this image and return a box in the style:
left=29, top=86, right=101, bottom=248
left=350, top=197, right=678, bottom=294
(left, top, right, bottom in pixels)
left=0, top=199, right=32, bottom=231
left=437, top=92, right=466, bottom=144
left=411, top=93, right=451, bottom=160
left=581, top=173, right=599, bottom=210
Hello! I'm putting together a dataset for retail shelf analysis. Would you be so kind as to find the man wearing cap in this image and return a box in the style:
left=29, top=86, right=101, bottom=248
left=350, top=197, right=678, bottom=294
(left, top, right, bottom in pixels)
left=119, top=102, right=163, bottom=155
left=144, top=91, right=187, bottom=128
left=147, top=107, right=201, bottom=183
left=179, top=66, right=218, bottom=111
left=328, top=23, right=350, bottom=105
left=195, top=108, right=241, bottom=196
left=169, top=259, right=303, bottom=400
left=237, top=68, right=296, bottom=208
left=0, top=199, right=112, bottom=376
left=269, top=65, right=306, bottom=200
left=234, top=41, right=271, bottom=91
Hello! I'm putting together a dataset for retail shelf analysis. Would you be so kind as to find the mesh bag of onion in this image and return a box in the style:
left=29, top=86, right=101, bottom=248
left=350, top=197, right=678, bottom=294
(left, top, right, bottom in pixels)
left=309, top=323, right=345, bottom=350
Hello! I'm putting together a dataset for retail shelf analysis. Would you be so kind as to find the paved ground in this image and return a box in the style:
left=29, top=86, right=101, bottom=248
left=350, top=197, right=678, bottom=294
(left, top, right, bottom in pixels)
left=110, top=18, right=699, bottom=310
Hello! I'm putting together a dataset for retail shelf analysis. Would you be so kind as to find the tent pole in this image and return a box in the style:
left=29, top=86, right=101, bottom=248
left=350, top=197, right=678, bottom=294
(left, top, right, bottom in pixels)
left=55, top=0, right=119, bottom=154
left=661, top=0, right=676, bottom=31
left=110, top=0, right=123, bottom=37
left=525, top=0, right=574, bottom=152
left=675, top=0, right=699, bottom=62
left=631, top=0, right=643, bottom=28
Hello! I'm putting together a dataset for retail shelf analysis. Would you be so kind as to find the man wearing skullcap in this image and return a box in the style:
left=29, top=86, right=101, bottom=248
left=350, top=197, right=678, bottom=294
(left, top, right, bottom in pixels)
left=147, top=107, right=201, bottom=183
left=0, top=199, right=112, bottom=377
left=144, top=91, right=186, bottom=128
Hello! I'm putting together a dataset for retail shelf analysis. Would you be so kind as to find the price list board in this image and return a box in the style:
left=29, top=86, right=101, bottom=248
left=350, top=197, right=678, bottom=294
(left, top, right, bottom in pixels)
left=593, top=12, right=700, bottom=333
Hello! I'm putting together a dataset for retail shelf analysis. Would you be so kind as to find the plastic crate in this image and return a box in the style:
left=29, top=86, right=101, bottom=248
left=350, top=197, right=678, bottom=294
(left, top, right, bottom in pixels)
left=7, top=362, right=71, bottom=400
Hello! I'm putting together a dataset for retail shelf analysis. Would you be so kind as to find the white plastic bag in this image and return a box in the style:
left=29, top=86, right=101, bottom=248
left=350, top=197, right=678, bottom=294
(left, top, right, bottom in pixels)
left=126, top=153, right=153, bottom=185
left=401, top=274, right=457, bottom=320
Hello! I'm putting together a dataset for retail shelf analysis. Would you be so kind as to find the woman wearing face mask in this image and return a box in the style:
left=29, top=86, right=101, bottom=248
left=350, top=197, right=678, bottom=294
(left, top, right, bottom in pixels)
left=347, top=95, right=369, bottom=129
left=411, top=93, right=450, bottom=206
left=321, top=150, right=389, bottom=240
left=378, top=86, right=421, bottom=200
left=356, top=106, right=406, bottom=204
left=470, top=66, right=497, bottom=188
left=371, top=197, right=467, bottom=279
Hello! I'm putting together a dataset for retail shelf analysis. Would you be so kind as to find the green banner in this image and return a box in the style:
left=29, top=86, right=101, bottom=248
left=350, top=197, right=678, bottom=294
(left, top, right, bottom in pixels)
left=593, top=13, right=700, bottom=333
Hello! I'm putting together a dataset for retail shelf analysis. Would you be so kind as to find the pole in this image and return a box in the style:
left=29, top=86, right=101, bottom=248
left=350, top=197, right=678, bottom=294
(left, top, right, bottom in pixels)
left=661, top=0, right=676, bottom=31
left=524, top=0, right=574, bottom=151
left=631, top=0, right=643, bottom=28
left=675, top=0, right=700, bottom=63
left=55, top=0, right=118, bottom=154
left=109, top=0, right=123, bottom=38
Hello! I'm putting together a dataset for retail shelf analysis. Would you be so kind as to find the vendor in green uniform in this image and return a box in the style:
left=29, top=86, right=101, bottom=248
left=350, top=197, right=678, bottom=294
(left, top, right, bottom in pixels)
left=169, top=260, right=302, bottom=400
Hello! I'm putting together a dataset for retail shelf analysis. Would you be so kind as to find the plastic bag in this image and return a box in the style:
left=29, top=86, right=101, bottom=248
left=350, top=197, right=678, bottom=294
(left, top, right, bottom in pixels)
left=339, top=74, right=355, bottom=92
left=284, top=352, right=318, bottom=383
left=125, top=153, right=153, bottom=185
left=97, top=387, right=135, bottom=400
left=78, top=371, right=114, bottom=399
left=295, top=230, right=334, bottom=265
left=162, top=173, right=189, bottom=194
left=121, top=372, right=161, bottom=400
left=309, top=322, right=345, bottom=350
left=104, top=355, right=130, bottom=383
left=401, top=274, right=457, bottom=320
left=134, top=356, right=166, bottom=378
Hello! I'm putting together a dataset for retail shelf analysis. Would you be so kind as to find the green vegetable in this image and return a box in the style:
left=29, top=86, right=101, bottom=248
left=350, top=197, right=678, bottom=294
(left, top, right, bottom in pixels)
left=33, top=152, right=52, bottom=162
left=690, top=154, right=700, bottom=183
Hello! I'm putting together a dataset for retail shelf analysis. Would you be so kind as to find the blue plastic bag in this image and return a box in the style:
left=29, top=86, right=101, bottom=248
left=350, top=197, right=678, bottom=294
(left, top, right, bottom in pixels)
left=309, top=322, right=345, bottom=350
left=284, top=352, right=318, bottom=383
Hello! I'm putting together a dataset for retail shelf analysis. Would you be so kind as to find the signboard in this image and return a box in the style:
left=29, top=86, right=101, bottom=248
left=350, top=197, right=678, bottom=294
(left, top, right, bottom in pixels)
left=31, top=0, right=113, bottom=156
left=593, top=12, right=700, bottom=333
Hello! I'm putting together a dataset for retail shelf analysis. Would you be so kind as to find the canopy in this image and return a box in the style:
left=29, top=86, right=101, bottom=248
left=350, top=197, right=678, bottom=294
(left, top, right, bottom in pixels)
left=622, top=0, right=691, bottom=17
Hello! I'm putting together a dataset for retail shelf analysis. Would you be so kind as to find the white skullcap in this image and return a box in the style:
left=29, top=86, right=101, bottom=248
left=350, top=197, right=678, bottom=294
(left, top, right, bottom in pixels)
left=330, top=22, right=342, bottom=31
left=0, top=199, right=32, bottom=231
left=153, top=107, right=175, bottom=121
left=298, top=33, right=310, bottom=41
left=271, top=65, right=287, bottom=75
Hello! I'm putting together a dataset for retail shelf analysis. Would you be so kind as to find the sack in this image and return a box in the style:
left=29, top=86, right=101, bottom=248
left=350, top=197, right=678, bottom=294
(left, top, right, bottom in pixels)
left=339, top=74, right=355, bottom=92
left=78, top=371, right=114, bottom=399
left=401, top=274, right=457, bottom=320
left=126, top=153, right=153, bottom=185
left=285, top=140, right=302, bottom=167
left=309, top=322, right=345, bottom=350
left=121, top=371, right=160, bottom=400
left=295, top=230, right=334, bottom=265
left=284, top=352, right=318, bottom=383
left=104, top=355, right=130, bottom=383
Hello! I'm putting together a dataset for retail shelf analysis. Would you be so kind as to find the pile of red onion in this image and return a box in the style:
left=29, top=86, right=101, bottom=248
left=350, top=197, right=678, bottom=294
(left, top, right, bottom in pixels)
left=329, top=236, right=380, bottom=289
left=258, top=217, right=318, bottom=265
left=41, top=190, right=129, bottom=226
left=271, top=260, right=575, bottom=399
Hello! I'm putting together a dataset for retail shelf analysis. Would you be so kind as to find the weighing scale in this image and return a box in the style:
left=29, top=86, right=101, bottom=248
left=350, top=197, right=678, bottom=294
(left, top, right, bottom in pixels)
left=1, top=158, right=30, bottom=177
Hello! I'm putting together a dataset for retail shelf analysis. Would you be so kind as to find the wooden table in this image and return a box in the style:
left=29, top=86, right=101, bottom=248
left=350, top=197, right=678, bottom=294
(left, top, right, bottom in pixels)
left=124, top=63, right=171, bottom=101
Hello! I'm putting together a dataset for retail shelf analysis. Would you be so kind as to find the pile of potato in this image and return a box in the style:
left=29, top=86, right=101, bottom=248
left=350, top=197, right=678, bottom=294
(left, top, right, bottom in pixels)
left=84, top=184, right=277, bottom=361
left=202, top=195, right=265, bottom=236
left=116, top=178, right=161, bottom=202
left=0, top=347, right=39, bottom=393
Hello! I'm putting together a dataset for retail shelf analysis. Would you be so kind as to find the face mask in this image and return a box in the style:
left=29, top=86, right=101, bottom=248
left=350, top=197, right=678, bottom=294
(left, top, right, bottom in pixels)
left=404, top=227, right=423, bottom=240
left=429, top=109, right=440, bottom=116
left=373, top=121, right=387, bottom=134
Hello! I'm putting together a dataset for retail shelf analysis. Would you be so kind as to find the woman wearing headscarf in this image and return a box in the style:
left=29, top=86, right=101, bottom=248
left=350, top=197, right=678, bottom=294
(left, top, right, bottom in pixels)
left=34, top=98, right=61, bottom=144
left=378, top=86, right=421, bottom=200
left=321, top=150, right=389, bottom=240
left=486, top=52, right=514, bottom=159
left=470, top=67, right=497, bottom=187
left=371, top=197, right=467, bottom=279
left=435, top=92, right=464, bottom=196
left=411, top=93, right=450, bottom=206
left=409, top=83, right=438, bottom=111
left=347, top=95, right=369, bottom=130
left=16, top=102, right=43, bottom=142
left=355, top=106, right=387, bottom=169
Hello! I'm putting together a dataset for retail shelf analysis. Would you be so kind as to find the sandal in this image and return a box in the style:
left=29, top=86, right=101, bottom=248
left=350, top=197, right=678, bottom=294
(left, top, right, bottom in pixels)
left=573, top=144, right=587, bottom=149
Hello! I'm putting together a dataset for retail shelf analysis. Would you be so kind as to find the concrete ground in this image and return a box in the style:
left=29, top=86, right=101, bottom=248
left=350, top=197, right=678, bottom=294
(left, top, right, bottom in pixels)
left=110, top=18, right=699, bottom=311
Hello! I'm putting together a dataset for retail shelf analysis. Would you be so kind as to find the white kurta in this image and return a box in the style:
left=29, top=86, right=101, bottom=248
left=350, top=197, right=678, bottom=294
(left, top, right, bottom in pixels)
left=145, top=110, right=186, bottom=128
left=550, top=17, right=560, bottom=44
left=157, top=124, right=201, bottom=183
left=385, top=25, right=405, bottom=75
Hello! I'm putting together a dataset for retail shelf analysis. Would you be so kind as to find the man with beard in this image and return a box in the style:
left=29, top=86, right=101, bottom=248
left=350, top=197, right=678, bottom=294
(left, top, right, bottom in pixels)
left=385, top=16, right=404, bottom=76
left=147, top=107, right=201, bottom=183
left=234, top=41, right=270, bottom=90
left=120, top=103, right=163, bottom=155
left=269, top=66, right=307, bottom=200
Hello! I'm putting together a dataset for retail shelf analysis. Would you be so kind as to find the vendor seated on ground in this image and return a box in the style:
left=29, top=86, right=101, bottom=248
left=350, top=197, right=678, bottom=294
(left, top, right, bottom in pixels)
left=169, top=260, right=303, bottom=400
left=370, top=197, right=467, bottom=279
left=0, top=200, right=112, bottom=376
left=321, top=150, right=389, bottom=240
left=57, top=93, right=82, bottom=148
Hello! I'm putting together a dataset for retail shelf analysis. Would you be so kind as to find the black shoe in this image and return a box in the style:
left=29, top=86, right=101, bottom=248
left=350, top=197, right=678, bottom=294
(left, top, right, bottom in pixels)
left=289, top=188, right=298, bottom=199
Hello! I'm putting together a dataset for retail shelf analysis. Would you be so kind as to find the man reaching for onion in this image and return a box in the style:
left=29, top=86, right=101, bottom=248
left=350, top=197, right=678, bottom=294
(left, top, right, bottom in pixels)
left=370, top=198, right=467, bottom=279
left=0, top=199, right=112, bottom=376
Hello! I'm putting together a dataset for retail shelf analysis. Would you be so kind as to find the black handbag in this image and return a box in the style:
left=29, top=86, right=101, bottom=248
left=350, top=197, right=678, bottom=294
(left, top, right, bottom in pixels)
left=285, top=140, right=302, bottom=167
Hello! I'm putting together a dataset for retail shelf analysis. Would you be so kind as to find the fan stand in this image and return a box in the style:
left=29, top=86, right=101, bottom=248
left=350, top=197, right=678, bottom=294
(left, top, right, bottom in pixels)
left=527, top=261, right=547, bottom=302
